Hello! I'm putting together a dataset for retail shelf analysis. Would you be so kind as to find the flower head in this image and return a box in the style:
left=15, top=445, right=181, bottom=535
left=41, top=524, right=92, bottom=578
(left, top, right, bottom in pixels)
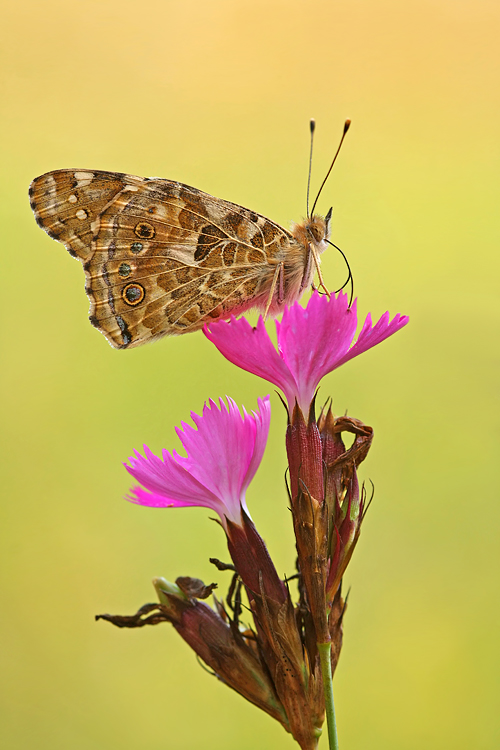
left=125, top=396, right=271, bottom=528
left=205, top=291, right=409, bottom=414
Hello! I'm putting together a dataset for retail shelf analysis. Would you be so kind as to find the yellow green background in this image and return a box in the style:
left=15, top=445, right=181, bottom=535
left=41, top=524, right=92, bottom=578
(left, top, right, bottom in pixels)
left=2, top=1, right=499, bottom=748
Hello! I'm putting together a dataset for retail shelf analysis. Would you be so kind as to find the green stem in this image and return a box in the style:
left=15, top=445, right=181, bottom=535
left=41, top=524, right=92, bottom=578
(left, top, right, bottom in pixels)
left=317, top=641, right=339, bottom=750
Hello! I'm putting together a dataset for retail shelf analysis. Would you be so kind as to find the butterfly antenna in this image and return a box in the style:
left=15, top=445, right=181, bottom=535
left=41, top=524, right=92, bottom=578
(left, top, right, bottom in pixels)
left=310, top=119, right=351, bottom=217
left=306, top=119, right=316, bottom=219
left=328, top=239, right=354, bottom=307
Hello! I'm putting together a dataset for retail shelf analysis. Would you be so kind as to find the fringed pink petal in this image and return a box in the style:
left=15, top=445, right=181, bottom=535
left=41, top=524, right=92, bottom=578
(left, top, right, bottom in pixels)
left=124, top=397, right=271, bottom=527
left=173, top=397, right=266, bottom=521
left=335, top=311, right=410, bottom=369
left=277, top=292, right=358, bottom=410
left=126, top=486, right=210, bottom=510
left=125, top=447, right=227, bottom=517
left=241, top=396, right=271, bottom=497
left=204, top=292, right=409, bottom=414
left=204, top=315, right=299, bottom=405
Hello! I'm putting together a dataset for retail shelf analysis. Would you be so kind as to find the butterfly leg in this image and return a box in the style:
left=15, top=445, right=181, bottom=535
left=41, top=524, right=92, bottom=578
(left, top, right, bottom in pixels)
left=263, top=262, right=285, bottom=321
left=278, top=260, right=285, bottom=303
left=311, top=282, right=329, bottom=296
left=309, top=244, right=330, bottom=298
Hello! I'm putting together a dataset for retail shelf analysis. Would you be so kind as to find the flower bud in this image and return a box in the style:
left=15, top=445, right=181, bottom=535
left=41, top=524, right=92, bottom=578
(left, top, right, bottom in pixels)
left=317, top=411, right=373, bottom=609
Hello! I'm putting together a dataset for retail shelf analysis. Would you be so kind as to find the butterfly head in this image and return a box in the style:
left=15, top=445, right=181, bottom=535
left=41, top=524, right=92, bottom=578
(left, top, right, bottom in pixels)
left=292, top=207, right=332, bottom=255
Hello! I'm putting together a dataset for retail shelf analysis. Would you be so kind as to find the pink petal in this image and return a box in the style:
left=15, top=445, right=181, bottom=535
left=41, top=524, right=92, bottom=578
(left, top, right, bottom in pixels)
left=204, top=316, right=299, bottom=405
left=276, top=292, right=358, bottom=410
left=242, top=396, right=271, bottom=494
left=125, top=447, right=227, bottom=517
left=335, top=311, right=410, bottom=368
left=204, top=292, right=409, bottom=414
left=173, top=397, right=270, bottom=520
left=124, top=397, right=271, bottom=527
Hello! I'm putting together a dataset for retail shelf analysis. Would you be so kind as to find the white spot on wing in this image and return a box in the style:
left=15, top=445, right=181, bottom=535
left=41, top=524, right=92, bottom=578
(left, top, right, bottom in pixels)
left=68, top=194, right=78, bottom=203
left=45, top=175, right=58, bottom=215
left=76, top=209, right=88, bottom=220
left=74, top=171, right=94, bottom=188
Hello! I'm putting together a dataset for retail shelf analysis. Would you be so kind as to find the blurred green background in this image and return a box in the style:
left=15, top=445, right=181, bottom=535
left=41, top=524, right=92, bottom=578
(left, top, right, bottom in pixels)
left=1, top=1, right=499, bottom=748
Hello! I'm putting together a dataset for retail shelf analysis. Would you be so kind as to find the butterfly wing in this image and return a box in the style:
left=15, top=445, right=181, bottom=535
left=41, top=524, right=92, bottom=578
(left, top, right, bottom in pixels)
left=29, top=170, right=145, bottom=260
left=30, top=170, right=301, bottom=348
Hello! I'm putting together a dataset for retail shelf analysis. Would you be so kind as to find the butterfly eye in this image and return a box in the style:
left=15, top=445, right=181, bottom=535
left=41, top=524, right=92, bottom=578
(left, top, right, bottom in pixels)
left=134, top=222, right=155, bottom=239
left=309, top=223, right=324, bottom=243
left=119, top=263, right=132, bottom=278
left=122, top=283, right=145, bottom=306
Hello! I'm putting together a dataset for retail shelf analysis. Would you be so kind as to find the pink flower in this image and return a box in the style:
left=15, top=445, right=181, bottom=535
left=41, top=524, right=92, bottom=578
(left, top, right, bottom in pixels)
left=205, top=291, right=409, bottom=414
left=125, top=396, right=271, bottom=528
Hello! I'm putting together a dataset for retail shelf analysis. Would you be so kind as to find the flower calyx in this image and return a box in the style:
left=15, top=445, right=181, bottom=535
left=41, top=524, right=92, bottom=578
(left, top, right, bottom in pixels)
left=286, top=401, right=373, bottom=643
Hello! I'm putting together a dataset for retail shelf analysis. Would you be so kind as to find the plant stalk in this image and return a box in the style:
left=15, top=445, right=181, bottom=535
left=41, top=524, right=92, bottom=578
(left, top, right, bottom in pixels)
left=317, top=641, right=339, bottom=750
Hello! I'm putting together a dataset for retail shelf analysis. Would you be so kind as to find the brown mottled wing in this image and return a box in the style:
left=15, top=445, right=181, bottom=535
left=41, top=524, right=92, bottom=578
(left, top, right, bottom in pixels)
left=87, top=179, right=297, bottom=348
left=30, top=170, right=297, bottom=349
left=29, top=170, right=145, bottom=260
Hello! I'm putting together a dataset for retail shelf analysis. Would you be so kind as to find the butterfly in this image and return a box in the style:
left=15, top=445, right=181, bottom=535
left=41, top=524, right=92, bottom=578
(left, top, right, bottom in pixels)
left=29, top=123, right=350, bottom=349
